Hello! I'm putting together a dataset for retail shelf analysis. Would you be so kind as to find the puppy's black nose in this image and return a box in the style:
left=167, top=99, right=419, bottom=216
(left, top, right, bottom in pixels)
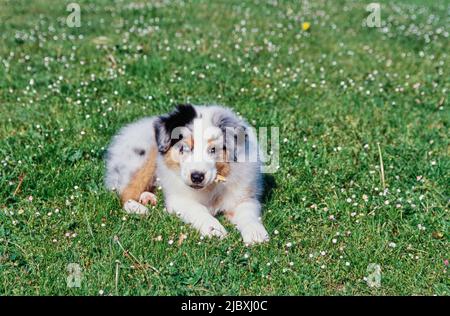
left=191, top=172, right=205, bottom=184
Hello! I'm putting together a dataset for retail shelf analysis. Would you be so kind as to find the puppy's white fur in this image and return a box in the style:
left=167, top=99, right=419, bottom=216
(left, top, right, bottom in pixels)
left=105, top=105, right=269, bottom=245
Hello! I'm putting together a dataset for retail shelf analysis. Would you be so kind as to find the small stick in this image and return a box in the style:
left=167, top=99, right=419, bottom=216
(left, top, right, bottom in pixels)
left=114, top=236, right=159, bottom=274
left=13, top=173, right=25, bottom=196
left=114, top=236, right=153, bottom=289
left=107, top=54, right=117, bottom=68
left=377, top=143, right=386, bottom=190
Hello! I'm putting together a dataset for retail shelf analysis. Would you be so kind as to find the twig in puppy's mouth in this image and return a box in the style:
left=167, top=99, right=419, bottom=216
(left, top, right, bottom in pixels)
left=214, top=174, right=227, bottom=183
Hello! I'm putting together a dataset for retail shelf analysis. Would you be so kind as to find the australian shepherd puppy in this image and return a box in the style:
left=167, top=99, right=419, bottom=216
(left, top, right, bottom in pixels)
left=105, top=104, right=269, bottom=245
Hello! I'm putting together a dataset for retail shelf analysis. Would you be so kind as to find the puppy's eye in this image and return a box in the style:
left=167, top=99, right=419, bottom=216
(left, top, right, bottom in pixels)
left=179, top=144, right=189, bottom=154
left=208, top=147, right=216, bottom=154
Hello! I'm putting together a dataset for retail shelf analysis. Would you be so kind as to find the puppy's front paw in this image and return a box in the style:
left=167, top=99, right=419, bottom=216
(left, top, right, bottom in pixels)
left=241, top=222, right=269, bottom=245
left=198, top=217, right=228, bottom=239
left=139, top=191, right=157, bottom=206
left=124, top=200, right=149, bottom=215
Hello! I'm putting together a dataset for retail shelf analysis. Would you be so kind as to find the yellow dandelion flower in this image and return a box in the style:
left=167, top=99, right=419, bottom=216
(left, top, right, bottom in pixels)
left=302, top=22, right=311, bottom=31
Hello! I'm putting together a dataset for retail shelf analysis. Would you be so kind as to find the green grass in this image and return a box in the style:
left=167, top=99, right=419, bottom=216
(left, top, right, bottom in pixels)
left=0, top=0, right=448, bottom=295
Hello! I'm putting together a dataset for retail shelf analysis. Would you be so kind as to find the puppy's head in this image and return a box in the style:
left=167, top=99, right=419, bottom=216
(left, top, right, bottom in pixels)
left=154, top=105, right=247, bottom=190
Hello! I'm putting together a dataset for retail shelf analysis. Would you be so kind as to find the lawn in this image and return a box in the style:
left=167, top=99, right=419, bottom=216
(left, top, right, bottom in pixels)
left=0, top=0, right=448, bottom=295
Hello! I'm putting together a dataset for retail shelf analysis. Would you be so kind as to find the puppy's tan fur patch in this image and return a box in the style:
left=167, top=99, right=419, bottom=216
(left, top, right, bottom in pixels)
left=164, top=147, right=181, bottom=171
left=120, top=147, right=157, bottom=205
left=185, top=136, right=194, bottom=149
left=225, top=210, right=235, bottom=219
left=216, top=161, right=230, bottom=178
left=164, top=136, right=194, bottom=171
left=216, top=149, right=231, bottom=177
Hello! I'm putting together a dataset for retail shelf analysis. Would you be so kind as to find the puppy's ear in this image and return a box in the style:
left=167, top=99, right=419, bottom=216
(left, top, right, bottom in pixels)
left=154, top=118, right=171, bottom=153
left=212, top=107, right=247, bottom=133
left=212, top=107, right=248, bottom=161
left=154, top=104, right=197, bottom=153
